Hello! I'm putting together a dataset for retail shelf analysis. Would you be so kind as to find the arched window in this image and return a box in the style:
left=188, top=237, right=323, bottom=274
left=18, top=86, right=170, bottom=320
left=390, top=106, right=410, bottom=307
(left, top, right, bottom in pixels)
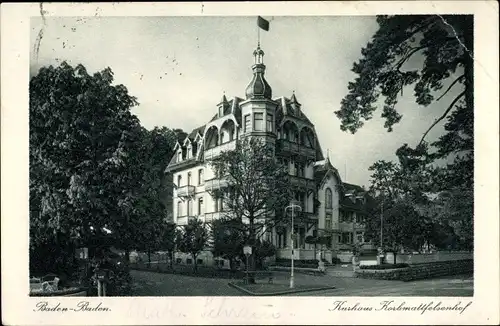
left=325, top=188, right=333, bottom=209
left=177, top=175, right=182, bottom=187
left=177, top=201, right=182, bottom=217
left=187, top=172, right=192, bottom=186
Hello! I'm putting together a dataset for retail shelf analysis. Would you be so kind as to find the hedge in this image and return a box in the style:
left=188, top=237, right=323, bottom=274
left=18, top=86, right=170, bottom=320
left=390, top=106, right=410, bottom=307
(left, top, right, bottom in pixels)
left=355, top=259, right=473, bottom=282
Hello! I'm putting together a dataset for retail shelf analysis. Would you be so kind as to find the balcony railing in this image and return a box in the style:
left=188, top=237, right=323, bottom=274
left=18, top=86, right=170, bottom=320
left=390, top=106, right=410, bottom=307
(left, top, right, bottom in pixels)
left=289, top=175, right=316, bottom=190
left=177, top=185, right=195, bottom=198
left=176, top=215, right=196, bottom=226
left=204, top=141, right=236, bottom=160
left=204, top=212, right=222, bottom=222
left=204, top=177, right=231, bottom=192
left=277, top=139, right=316, bottom=158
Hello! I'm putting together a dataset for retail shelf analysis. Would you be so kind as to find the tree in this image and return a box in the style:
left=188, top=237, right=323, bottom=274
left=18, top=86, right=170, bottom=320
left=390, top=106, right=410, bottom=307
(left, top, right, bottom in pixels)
left=29, top=62, right=141, bottom=269
left=337, top=16, right=475, bottom=252
left=29, top=62, right=182, bottom=276
left=364, top=198, right=431, bottom=263
left=211, top=219, right=245, bottom=271
left=176, top=219, right=209, bottom=272
left=209, top=137, right=293, bottom=280
left=254, top=239, right=277, bottom=269
left=336, top=15, right=473, bottom=192
left=157, top=222, right=178, bottom=268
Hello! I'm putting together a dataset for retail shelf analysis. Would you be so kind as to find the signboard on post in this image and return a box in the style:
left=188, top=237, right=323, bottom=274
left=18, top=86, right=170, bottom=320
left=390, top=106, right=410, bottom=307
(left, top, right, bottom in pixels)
left=243, top=246, right=252, bottom=256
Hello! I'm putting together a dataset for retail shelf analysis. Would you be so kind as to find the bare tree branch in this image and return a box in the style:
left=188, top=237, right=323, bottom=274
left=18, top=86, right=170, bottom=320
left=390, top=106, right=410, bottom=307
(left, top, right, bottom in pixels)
left=419, top=90, right=466, bottom=146
left=395, top=45, right=427, bottom=70
left=436, top=74, right=465, bottom=102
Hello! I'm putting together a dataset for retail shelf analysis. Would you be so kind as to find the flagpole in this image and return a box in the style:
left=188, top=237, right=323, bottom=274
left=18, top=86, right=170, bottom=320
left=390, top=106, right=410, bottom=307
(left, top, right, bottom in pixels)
left=257, top=22, right=260, bottom=47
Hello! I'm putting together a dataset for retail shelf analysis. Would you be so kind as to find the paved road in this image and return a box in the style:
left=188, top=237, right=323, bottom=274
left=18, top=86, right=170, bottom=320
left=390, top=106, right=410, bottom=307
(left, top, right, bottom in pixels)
left=130, top=270, right=473, bottom=297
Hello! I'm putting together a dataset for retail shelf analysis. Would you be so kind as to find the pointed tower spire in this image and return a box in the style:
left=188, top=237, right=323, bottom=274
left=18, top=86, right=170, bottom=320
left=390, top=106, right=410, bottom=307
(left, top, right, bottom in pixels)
left=217, top=91, right=230, bottom=116
left=245, top=46, right=272, bottom=99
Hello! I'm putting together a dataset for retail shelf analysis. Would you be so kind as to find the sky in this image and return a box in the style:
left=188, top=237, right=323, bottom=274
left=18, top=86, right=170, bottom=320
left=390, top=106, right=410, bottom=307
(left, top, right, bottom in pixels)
left=30, top=15, right=452, bottom=187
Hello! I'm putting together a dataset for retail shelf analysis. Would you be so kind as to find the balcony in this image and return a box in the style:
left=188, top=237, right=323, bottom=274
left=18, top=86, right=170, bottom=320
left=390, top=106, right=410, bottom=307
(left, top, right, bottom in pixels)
left=277, top=139, right=316, bottom=158
left=204, top=177, right=231, bottom=193
left=339, top=221, right=366, bottom=231
left=204, top=141, right=236, bottom=160
left=177, top=185, right=195, bottom=198
left=204, top=212, right=222, bottom=222
left=289, top=175, right=316, bottom=190
left=176, top=215, right=196, bottom=226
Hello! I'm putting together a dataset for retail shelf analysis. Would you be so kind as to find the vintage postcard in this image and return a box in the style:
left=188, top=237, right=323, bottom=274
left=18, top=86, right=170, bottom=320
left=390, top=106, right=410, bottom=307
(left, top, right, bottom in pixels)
left=1, top=1, right=499, bottom=325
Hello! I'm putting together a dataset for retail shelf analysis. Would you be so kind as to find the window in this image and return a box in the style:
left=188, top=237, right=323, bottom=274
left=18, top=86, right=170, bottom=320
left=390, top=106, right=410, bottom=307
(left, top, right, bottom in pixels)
left=298, top=164, right=305, bottom=177
left=177, top=149, right=183, bottom=162
left=325, top=213, right=332, bottom=230
left=341, top=232, right=352, bottom=244
left=197, top=259, right=203, bottom=265
left=254, top=112, right=264, bottom=131
left=266, top=114, right=273, bottom=132
left=177, top=201, right=182, bottom=217
left=294, top=132, right=299, bottom=143
left=325, top=188, right=333, bottom=209
left=340, top=211, right=352, bottom=223
left=356, top=231, right=364, bottom=243
left=357, top=214, right=365, bottom=224
left=214, top=197, right=219, bottom=212
left=219, top=106, right=223, bottom=117
left=198, top=197, right=204, bottom=215
left=220, top=132, right=225, bottom=144
left=187, top=172, right=192, bottom=186
left=177, top=175, right=182, bottom=187
left=186, top=145, right=192, bottom=159
left=244, top=115, right=251, bottom=133
left=187, top=199, right=193, bottom=216
left=176, top=258, right=182, bottom=264
left=198, top=169, right=204, bottom=185
left=186, top=258, right=192, bottom=265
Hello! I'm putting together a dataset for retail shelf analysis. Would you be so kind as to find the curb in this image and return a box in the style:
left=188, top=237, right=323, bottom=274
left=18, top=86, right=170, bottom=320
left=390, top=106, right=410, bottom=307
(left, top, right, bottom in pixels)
left=228, top=282, right=336, bottom=296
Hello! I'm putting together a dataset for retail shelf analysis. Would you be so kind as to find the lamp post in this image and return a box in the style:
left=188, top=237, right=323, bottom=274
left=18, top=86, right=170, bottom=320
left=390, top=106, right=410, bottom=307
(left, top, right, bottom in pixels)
left=285, top=200, right=302, bottom=289
left=380, top=195, right=384, bottom=249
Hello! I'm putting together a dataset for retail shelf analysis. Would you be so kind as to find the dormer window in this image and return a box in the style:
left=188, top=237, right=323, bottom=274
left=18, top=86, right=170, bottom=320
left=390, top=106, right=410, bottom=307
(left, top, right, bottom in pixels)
left=186, top=144, right=192, bottom=159
left=177, top=149, right=183, bottom=162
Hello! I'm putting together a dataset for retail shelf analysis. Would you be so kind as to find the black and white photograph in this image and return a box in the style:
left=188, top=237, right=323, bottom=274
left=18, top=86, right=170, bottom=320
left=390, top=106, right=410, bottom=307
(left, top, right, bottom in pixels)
left=2, top=1, right=499, bottom=325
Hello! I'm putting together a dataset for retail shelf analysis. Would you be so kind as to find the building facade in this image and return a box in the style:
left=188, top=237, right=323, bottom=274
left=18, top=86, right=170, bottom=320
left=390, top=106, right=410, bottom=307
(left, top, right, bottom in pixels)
left=165, top=45, right=373, bottom=266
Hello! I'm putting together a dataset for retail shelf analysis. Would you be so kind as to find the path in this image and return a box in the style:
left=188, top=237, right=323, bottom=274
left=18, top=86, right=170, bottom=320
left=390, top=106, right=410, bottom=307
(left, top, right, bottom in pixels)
left=130, top=270, right=473, bottom=297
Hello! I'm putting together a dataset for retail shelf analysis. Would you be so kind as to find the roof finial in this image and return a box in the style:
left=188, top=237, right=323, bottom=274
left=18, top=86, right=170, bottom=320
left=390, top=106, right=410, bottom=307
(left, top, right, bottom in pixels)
left=326, top=149, right=330, bottom=163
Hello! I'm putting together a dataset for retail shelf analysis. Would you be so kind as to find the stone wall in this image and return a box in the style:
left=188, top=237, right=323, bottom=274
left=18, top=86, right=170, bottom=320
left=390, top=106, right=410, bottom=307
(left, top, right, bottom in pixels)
left=386, top=251, right=473, bottom=265
left=355, top=259, right=473, bottom=281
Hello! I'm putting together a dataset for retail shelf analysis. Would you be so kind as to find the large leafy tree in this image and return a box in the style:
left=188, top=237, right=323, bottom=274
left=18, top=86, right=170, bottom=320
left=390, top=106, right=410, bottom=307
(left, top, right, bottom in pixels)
left=29, top=62, right=180, bottom=274
left=30, top=62, right=140, bottom=259
left=337, top=15, right=474, bottom=250
left=209, top=137, right=293, bottom=278
left=336, top=15, right=473, bottom=188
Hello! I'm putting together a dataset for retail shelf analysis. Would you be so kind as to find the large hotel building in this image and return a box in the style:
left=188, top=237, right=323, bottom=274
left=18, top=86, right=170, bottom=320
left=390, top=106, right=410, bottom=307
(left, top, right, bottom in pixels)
left=165, top=45, right=374, bottom=266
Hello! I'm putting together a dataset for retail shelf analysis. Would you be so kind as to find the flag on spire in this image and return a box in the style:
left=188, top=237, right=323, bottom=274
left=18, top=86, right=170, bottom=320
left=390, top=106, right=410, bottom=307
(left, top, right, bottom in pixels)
left=257, top=16, right=270, bottom=31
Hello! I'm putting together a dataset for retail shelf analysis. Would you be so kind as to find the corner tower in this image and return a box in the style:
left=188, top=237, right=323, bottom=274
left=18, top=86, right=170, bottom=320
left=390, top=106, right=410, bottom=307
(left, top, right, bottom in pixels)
left=239, top=46, right=278, bottom=145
